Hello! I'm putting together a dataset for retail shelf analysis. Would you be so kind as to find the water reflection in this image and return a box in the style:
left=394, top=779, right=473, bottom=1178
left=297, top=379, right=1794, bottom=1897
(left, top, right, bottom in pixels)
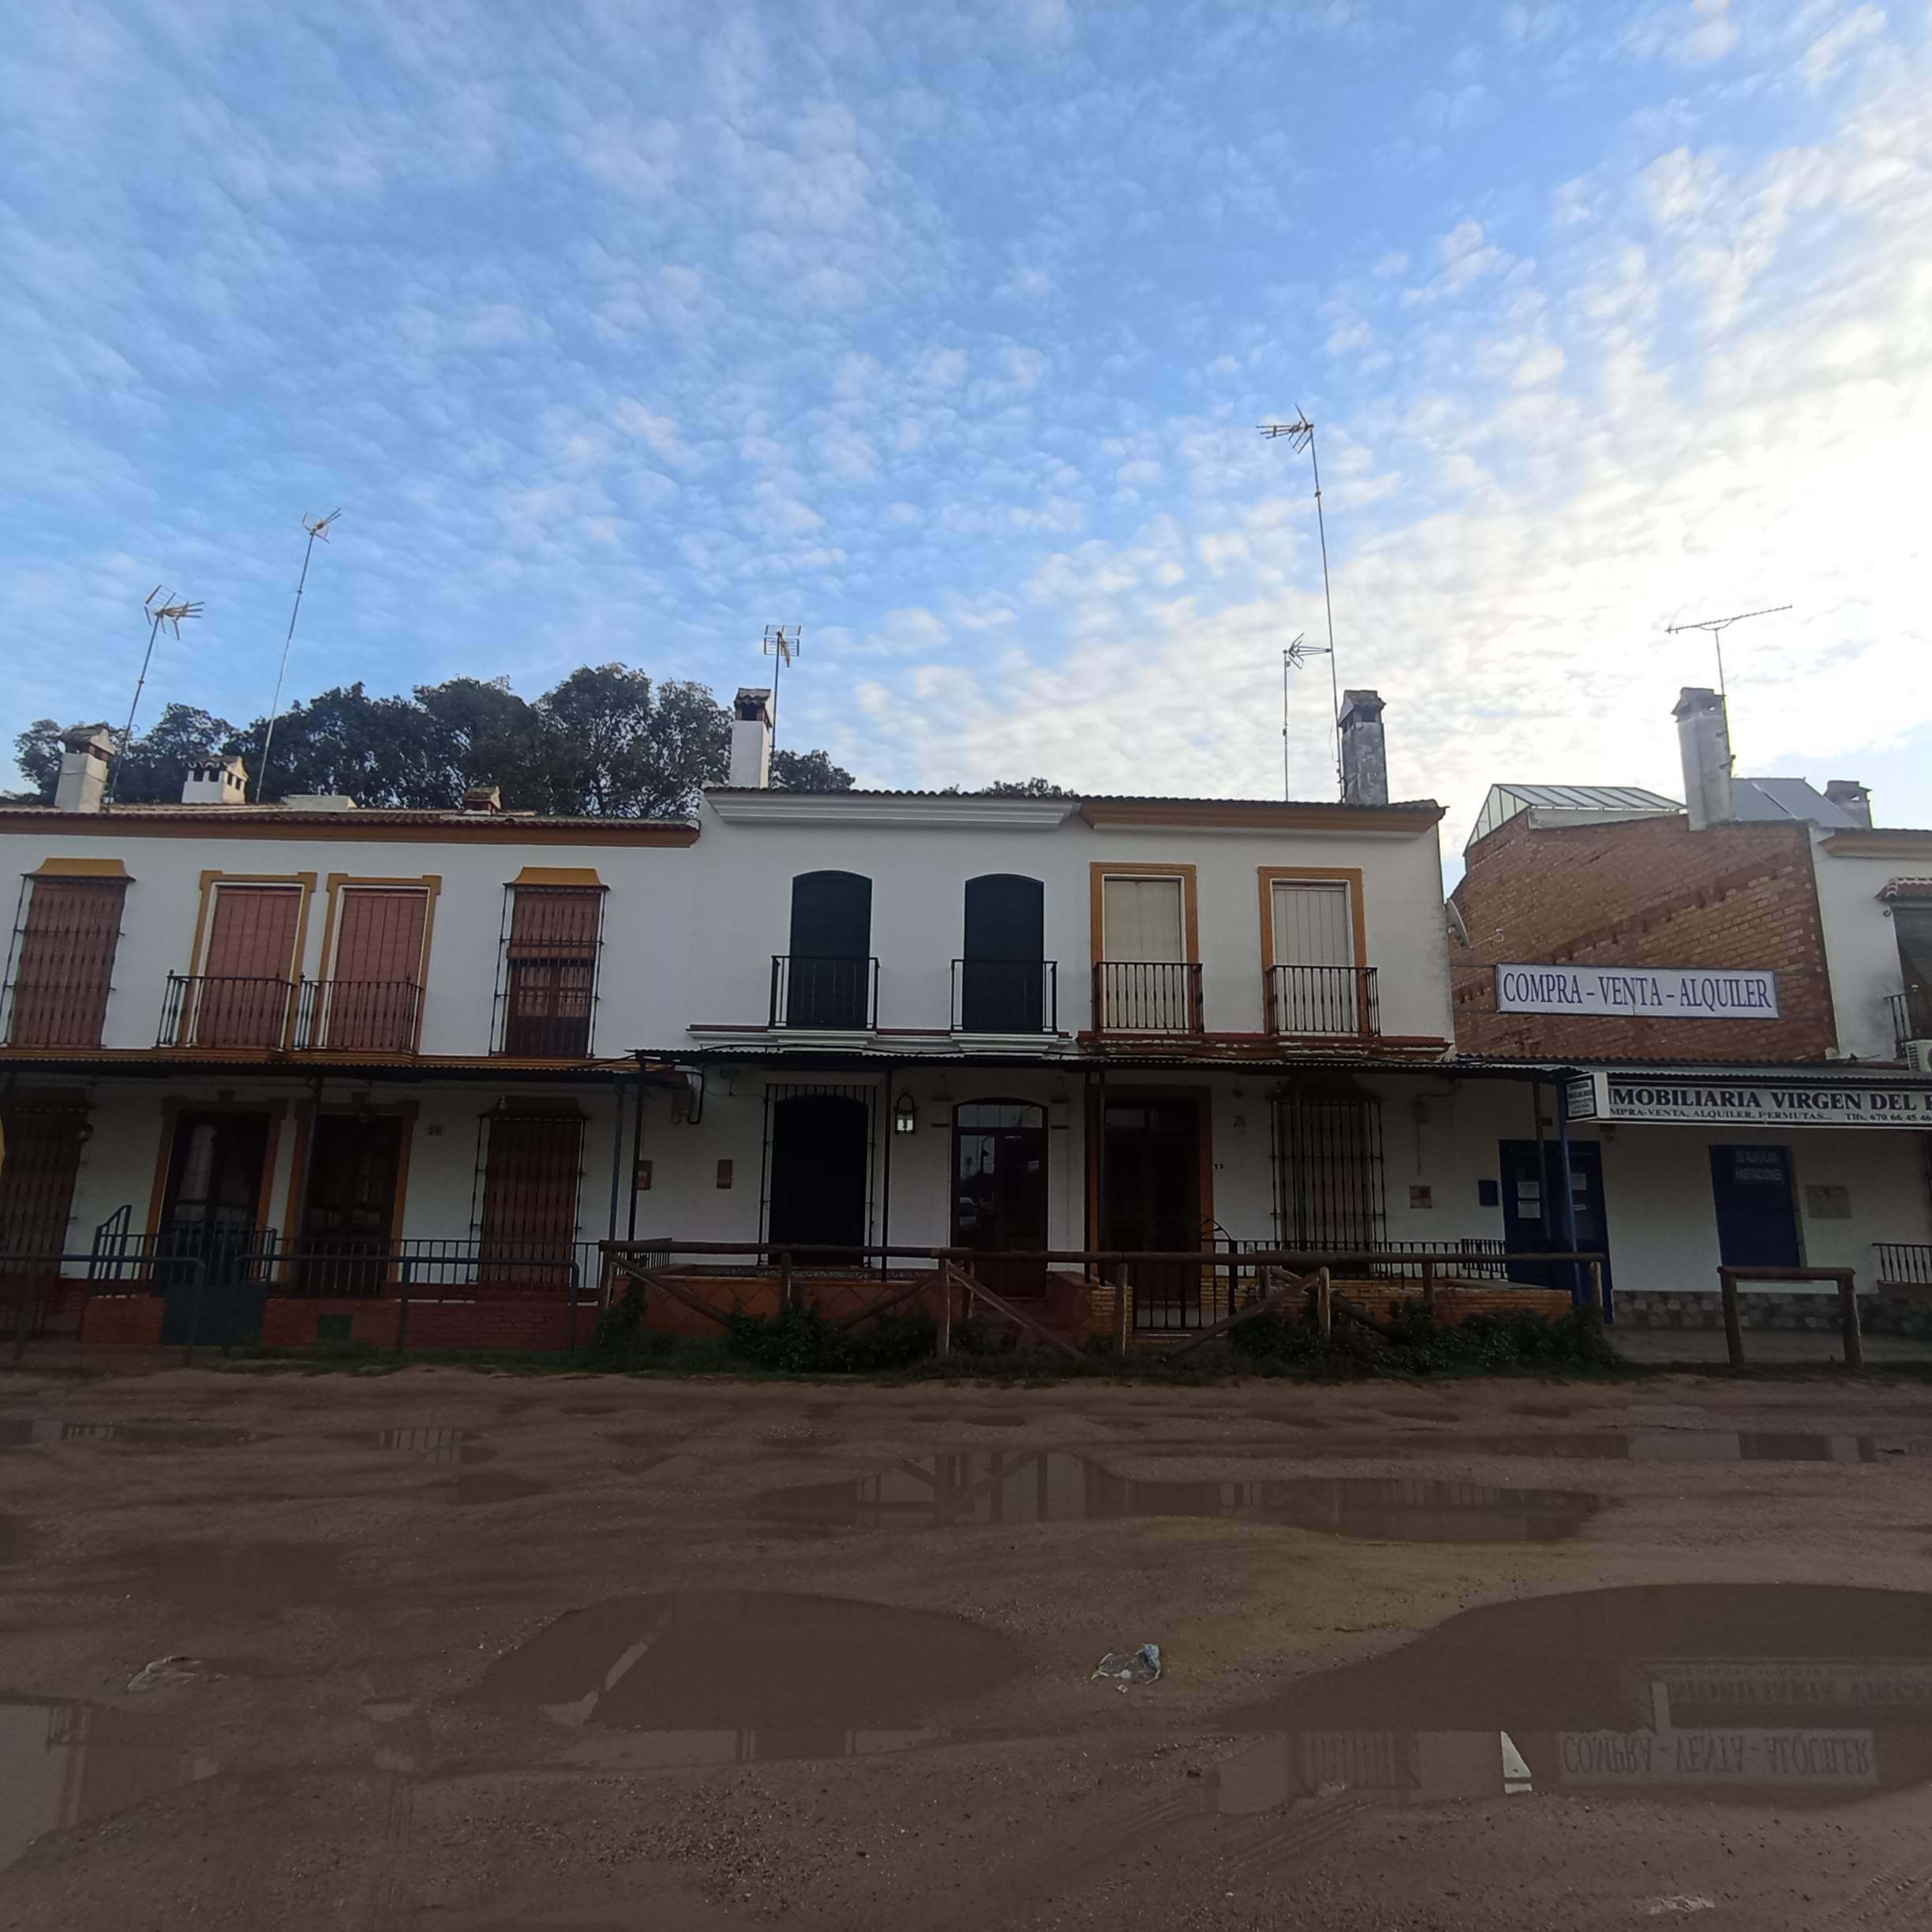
left=471, top=1589, right=1020, bottom=1767
left=0, top=1701, right=217, bottom=1869
left=0, top=1417, right=255, bottom=1451
left=757, top=1452, right=1600, bottom=1543
left=369, top=1428, right=494, bottom=1467
left=1467, top=1430, right=1930, bottom=1463
left=1209, top=1585, right=1932, bottom=1811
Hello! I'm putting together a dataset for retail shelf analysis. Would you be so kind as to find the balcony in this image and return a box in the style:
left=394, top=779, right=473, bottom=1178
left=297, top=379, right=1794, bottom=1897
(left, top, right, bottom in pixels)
left=500, top=960, right=595, bottom=1058
left=770, top=955, right=880, bottom=1031
left=1091, top=960, right=1204, bottom=1034
left=159, top=974, right=294, bottom=1050
left=1266, top=964, right=1381, bottom=1038
left=950, top=960, right=1058, bottom=1035
left=294, top=979, right=422, bottom=1054
left=1889, top=988, right=1932, bottom=1057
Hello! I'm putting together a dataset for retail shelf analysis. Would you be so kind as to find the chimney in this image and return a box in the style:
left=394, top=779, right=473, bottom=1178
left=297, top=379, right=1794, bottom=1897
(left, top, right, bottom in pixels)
left=54, top=726, right=114, bottom=814
left=462, top=784, right=503, bottom=814
left=1825, top=779, right=1872, bottom=828
left=730, top=687, right=773, bottom=788
left=181, top=754, right=249, bottom=807
left=1338, top=690, right=1387, bottom=807
left=1672, top=687, right=1734, bottom=830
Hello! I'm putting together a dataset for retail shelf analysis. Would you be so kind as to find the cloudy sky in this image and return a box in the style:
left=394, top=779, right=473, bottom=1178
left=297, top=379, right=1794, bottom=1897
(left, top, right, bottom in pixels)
left=4, top=0, right=1927, bottom=848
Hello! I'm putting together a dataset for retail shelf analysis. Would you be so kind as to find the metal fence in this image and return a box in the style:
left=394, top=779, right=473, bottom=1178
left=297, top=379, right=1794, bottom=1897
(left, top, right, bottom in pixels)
left=1091, top=960, right=1204, bottom=1032
left=1265, top=964, right=1380, bottom=1036
left=1875, top=1241, right=1932, bottom=1290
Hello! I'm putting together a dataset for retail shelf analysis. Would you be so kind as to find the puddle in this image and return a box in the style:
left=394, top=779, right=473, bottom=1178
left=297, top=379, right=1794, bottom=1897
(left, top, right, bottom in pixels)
left=1464, top=1430, right=1931, bottom=1463
left=470, top=1589, right=1021, bottom=1766
left=0, top=1417, right=256, bottom=1451
left=360, top=1428, right=496, bottom=1467
left=117, top=1541, right=343, bottom=1613
left=0, top=1699, right=219, bottom=1869
left=1208, top=1585, right=1932, bottom=1813
left=449, top=1473, right=551, bottom=1507
left=755, top=1452, right=1601, bottom=1543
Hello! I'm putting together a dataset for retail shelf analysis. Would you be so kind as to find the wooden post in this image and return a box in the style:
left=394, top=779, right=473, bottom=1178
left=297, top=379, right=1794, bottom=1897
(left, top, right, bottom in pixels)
left=1719, top=1267, right=1745, bottom=1368
left=780, top=1250, right=794, bottom=1312
left=1113, top=1265, right=1131, bottom=1357
left=1420, top=1259, right=1437, bottom=1318
left=1838, top=1271, right=1864, bottom=1370
left=1586, top=1261, right=1604, bottom=1313
left=937, top=1272, right=953, bottom=1357
left=1316, top=1266, right=1332, bottom=1340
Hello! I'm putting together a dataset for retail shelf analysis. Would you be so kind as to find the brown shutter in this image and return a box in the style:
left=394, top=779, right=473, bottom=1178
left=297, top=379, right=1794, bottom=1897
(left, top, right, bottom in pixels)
left=478, top=1107, right=583, bottom=1289
left=193, top=886, right=301, bottom=1047
left=0, top=1100, right=89, bottom=1265
left=7, top=879, right=127, bottom=1046
left=503, top=888, right=601, bottom=1057
left=326, top=889, right=428, bottom=1050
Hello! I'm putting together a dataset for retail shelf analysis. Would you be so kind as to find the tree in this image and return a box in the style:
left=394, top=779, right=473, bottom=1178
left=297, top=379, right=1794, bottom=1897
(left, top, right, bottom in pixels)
left=532, top=666, right=729, bottom=817
left=980, top=777, right=1072, bottom=797
left=9, top=720, right=66, bottom=801
left=770, top=747, right=855, bottom=792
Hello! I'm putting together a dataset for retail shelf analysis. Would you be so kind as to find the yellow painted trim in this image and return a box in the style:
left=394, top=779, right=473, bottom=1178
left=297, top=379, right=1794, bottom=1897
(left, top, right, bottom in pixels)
left=509, top=866, right=607, bottom=887
left=1256, top=866, right=1369, bottom=973
left=316, top=874, right=442, bottom=1050
left=1088, top=862, right=1200, bottom=966
left=0, top=812, right=698, bottom=848
left=29, top=857, right=130, bottom=878
left=185, top=872, right=316, bottom=1049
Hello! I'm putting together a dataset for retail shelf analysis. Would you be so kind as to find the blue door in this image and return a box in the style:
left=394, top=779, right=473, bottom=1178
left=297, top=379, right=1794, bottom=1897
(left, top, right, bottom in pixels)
left=1708, top=1145, right=1801, bottom=1267
left=1498, top=1140, right=1612, bottom=1301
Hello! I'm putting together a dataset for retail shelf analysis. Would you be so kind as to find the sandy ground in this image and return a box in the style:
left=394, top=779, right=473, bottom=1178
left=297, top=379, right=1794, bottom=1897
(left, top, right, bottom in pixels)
left=2, top=1361, right=1931, bottom=1931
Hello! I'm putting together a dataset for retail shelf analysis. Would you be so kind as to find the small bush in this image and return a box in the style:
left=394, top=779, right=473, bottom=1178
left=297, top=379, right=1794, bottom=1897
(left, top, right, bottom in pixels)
left=721, top=1303, right=938, bottom=1374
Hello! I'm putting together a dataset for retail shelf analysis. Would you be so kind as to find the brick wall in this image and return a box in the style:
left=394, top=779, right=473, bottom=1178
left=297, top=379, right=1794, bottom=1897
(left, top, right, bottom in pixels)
left=80, top=1294, right=165, bottom=1346
left=1450, top=814, right=1834, bottom=1061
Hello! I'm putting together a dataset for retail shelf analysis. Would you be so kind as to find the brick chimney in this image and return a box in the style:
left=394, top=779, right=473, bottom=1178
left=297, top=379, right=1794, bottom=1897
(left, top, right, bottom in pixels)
left=462, top=784, right=503, bottom=814
left=54, top=726, right=114, bottom=814
left=1824, top=780, right=1871, bottom=828
left=1339, top=690, right=1387, bottom=807
left=181, top=755, right=249, bottom=806
left=1672, top=687, right=1735, bottom=830
left=730, top=687, right=773, bottom=788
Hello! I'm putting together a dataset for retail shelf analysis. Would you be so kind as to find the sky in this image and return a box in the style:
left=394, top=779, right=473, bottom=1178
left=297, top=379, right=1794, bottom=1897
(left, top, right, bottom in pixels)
left=3, top=0, right=1929, bottom=853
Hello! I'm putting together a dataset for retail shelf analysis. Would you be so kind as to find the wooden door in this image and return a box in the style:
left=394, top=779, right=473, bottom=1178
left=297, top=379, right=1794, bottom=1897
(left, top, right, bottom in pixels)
left=952, top=1102, right=1049, bottom=1297
left=767, top=1095, right=868, bottom=1260
left=960, top=876, right=1046, bottom=1032
left=326, top=889, right=427, bottom=1050
left=297, top=1115, right=404, bottom=1293
left=194, top=886, right=301, bottom=1047
left=786, top=873, right=873, bottom=1028
left=1099, top=1096, right=1203, bottom=1326
left=1099, top=875, right=1185, bottom=1029
left=1270, top=880, right=1356, bottom=1032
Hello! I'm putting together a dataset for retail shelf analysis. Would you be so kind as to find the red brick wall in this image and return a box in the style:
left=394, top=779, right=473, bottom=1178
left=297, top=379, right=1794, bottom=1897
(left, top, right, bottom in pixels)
left=1450, top=814, right=1833, bottom=1061
left=80, top=1295, right=165, bottom=1346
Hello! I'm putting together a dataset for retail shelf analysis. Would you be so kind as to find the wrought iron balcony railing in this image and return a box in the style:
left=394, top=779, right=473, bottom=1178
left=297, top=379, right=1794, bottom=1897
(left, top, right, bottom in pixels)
left=1265, top=964, right=1381, bottom=1037
left=158, top=974, right=295, bottom=1050
left=1091, top=960, right=1204, bottom=1034
left=294, top=978, right=422, bottom=1053
left=769, top=955, right=880, bottom=1030
left=950, top=959, right=1058, bottom=1034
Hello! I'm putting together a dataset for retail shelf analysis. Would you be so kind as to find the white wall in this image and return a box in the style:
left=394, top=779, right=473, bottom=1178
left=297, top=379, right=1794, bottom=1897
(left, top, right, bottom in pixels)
left=1813, top=831, right=1919, bottom=1059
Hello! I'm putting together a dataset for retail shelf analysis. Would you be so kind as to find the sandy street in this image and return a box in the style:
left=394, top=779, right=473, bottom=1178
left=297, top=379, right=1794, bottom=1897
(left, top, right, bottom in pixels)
left=2, top=1363, right=1930, bottom=1931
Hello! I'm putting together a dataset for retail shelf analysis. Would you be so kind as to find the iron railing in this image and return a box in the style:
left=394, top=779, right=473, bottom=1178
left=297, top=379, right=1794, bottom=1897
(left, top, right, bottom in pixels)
left=950, top=959, right=1058, bottom=1034
left=769, top=955, right=880, bottom=1030
left=1888, top=990, right=1932, bottom=1056
left=1875, top=1242, right=1932, bottom=1290
left=0, top=975, right=114, bottom=1048
left=294, top=978, right=421, bottom=1053
left=1266, top=964, right=1380, bottom=1036
left=1091, top=960, right=1204, bottom=1033
left=158, top=973, right=295, bottom=1050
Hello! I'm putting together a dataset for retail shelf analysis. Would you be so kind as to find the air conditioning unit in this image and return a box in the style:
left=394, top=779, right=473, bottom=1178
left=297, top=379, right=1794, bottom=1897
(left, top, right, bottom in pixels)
left=1907, top=1039, right=1932, bottom=1075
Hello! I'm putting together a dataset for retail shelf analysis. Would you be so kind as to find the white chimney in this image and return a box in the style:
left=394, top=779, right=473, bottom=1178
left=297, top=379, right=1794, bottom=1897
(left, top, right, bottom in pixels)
left=54, top=726, right=114, bottom=814
left=1825, top=780, right=1872, bottom=828
left=462, top=784, right=503, bottom=814
left=730, top=687, right=773, bottom=788
left=1339, top=690, right=1387, bottom=807
left=1672, top=687, right=1734, bottom=830
left=182, top=754, right=250, bottom=807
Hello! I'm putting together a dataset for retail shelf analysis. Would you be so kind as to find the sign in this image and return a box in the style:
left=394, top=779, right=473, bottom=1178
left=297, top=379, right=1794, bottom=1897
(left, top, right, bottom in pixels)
left=1559, top=1728, right=1876, bottom=1787
left=1496, top=964, right=1778, bottom=1019
left=1584, top=1075, right=1932, bottom=1129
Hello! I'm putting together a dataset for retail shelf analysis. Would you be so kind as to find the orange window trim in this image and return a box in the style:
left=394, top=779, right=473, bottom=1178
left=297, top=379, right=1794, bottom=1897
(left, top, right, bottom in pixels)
left=1088, top=862, right=1200, bottom=964
left=1255, top=867, right=1369, bottom=973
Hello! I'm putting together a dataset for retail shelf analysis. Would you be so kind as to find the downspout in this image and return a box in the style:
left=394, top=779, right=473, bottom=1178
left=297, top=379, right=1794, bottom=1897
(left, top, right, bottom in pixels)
left=1552, top=1074, right=1582, bottom=1305
left=878, top=1062, right=893, bottom=1281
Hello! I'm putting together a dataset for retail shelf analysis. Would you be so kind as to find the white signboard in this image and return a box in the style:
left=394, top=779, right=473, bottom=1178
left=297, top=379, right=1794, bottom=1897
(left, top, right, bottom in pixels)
left=1587, top=1076, right=1932, bottom=1128
left=1496, top=964, right=1778, bottom=1018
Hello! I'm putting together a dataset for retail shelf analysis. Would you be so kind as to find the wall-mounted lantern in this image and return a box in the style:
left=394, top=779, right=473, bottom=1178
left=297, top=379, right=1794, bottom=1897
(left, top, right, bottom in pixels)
left=893, top=1090, right=918, bottom=1135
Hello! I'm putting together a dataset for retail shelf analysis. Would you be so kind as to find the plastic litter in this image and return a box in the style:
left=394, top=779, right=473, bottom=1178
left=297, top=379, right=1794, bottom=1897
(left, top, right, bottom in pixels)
left=1091, top=1643, right=1162, bottom=1690
left=127, top=1655, right=209, bottom=1693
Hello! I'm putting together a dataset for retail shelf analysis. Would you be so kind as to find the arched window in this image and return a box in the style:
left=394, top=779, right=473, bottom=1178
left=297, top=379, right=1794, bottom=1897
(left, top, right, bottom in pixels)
left=785, top=871, right=873, bottom=1028
left=960, top=874, right=1046, bottom=1032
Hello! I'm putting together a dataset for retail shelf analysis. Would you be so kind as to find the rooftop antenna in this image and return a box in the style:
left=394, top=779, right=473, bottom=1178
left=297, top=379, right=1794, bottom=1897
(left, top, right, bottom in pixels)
left=761, top=623, right=802, bottom=746
left=110, top=587, right=203, bottom=801
left=1260, top=414, right=1343, bottom=796
left=1280, top=632, right=1332, bottom=799
left=1664, top=604, right=1792, bottom=710
left=259, top=509, right=343, bottom=796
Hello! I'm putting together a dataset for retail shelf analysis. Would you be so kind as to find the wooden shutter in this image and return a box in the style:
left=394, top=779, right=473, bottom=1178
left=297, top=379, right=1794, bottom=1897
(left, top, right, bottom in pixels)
left=503, top=888, right=601, bottom=1056
left=1271, top=882, right=1354, bottom=966
left=478, top=1107, right=583, bottom=1287
left=327, top=889, right=428, bottom=1050
left=193, top=886, right=301, bottom=1047
left=7, top=878, right=126, bottom=1046
left=0, top=1099, right=89, bottom=1265
left=1102, top=876, right=1184, bottom=960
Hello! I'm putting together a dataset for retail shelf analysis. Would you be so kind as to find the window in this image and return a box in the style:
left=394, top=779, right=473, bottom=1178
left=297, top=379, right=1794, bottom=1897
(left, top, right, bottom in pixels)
left=477, top=1105, right=584, bottom=1287
left=1896, top=905, right=1932, bottom=1039
left=960, top=875, right=1047, bottom=1032
left=782, top=871, right=874, bottom=1028
left=319, top=886, right=429, bottom=1051
left=187, top=883, right=305, bottom=1048
left=0, top=1098, right=90, bottom=1265
left=3, top=871, right=127, bottom=1046
left=1102, top=874, right=1185, bottom=961
left=1275, top=1093, right=1386, bottom=1251
left=501, top=886, right=603, bottom=1057
left=1265, top=875, right=1365, bottom=1035
left=1093, top=867, right=1198, bottom=1032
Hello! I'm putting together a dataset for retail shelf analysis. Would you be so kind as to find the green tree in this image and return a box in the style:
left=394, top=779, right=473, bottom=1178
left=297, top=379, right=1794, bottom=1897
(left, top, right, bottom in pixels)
left=531, top=665, right=729, bottom=817
left=770, top=747, right=855, bottom=792
left=9, top=720, right=66, bottom=801
left=980, top=777, right=1072, bottom=797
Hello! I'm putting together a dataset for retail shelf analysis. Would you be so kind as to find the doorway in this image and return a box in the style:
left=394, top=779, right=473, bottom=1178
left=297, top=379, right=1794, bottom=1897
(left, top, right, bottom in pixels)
left=1499, top=1138, right=1612, bottom=1296
left=786, top=872, right=873, bottom=1028
left=960, top=876, right=1046, bottom=1032
left=953, top=1101, right=1049, bottom=1298
left=1098, top=1094, right=1205, bottom=1327
left=1709, top=1144, right=1801, bottom=1268
left=767, top=1093, right=870, bottom=1262
left=296, top=1114, right=404, bottom=1294
left=156, top=1111, right=271, bottom=1343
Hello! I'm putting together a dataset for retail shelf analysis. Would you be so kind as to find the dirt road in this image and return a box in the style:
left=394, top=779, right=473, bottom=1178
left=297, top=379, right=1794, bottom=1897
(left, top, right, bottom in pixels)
left=3, top=1364, right=1930, bottom=1930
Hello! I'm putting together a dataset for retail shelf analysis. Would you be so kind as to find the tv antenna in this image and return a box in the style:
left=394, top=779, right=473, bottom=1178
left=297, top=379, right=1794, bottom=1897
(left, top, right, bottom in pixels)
left=1664, top=603, right=1791, bottom=706
left=761, top=624, right=802, bottom=743
left=110, top=587, right=203, bottom=801
left=260, top=509, right=343, bottom=796
left=1260, top=414, right=1343, bottom=796
left=1280, top=632, right=1332, bottom=799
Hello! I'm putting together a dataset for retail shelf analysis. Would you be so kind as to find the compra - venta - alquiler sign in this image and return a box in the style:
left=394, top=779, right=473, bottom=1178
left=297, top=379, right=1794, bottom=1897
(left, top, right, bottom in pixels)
left=1495, top=965, right=1779, bottom=1019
